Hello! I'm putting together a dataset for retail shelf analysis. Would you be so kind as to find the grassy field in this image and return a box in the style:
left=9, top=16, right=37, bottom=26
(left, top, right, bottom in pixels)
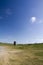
left=0, top=43, right=43, bottom=65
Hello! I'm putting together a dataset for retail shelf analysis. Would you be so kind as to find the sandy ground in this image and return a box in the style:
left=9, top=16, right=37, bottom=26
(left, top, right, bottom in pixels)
left=0, top=46, right=22, bottom=65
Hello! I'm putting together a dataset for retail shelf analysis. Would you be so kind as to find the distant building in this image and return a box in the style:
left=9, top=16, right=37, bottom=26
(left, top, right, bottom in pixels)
left=14, top=41, right=16, bottom=45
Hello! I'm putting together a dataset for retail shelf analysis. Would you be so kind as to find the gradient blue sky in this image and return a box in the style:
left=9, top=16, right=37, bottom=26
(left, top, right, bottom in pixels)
left=0, top=0, right=43, bottom=43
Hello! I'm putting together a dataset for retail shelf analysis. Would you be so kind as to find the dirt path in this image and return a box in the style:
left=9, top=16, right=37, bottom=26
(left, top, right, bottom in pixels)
left=0, top=46, right=22, bottom=65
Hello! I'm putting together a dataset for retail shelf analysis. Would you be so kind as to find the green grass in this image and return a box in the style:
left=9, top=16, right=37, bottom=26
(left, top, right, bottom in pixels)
left=0, top=43, right=43, bottom=65
left=35, top=52, right=43, bottom=56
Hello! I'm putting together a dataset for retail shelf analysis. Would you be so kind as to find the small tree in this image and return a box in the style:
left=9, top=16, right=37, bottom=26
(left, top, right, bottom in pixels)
left=14, top=41, right=16, bottom=45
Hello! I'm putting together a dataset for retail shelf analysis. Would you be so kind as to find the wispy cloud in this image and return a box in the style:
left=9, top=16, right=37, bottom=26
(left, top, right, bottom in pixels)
left=39, top=20, right=43, bottom=23
left=6, top=8, right=12, bottom=15
left=0, top=16, right=3, bottom=19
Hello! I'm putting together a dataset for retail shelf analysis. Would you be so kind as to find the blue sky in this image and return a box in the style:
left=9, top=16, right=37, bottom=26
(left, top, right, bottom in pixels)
left=0, top=0, right=43, bottom=43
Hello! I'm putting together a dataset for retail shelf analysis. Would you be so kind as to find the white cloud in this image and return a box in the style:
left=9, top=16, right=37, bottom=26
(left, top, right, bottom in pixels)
left=30, top=17, right=43, bottom=24
left=31, top=17, right=36, bottom=23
